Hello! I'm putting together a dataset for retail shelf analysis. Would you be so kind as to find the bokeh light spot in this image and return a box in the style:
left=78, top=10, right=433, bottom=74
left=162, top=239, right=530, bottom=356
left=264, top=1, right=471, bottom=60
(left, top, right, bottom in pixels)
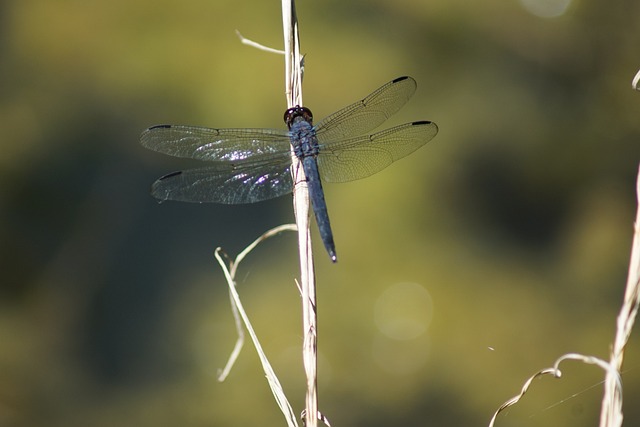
left=520, top=0, right=572, bottom=18
left=374, top=282, right=433, bottom=341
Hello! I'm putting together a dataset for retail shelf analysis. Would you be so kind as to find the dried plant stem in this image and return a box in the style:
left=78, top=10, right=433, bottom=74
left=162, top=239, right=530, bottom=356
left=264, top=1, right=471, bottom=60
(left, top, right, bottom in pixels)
left=599, top=164, right=640, bottom=427
left=214, top=225, right=299, bottom=427
left=281, top=1, right=319, bottom=427
left=632, top=69, right=640, bottom=90
left=489, top=165, right=640, bottom=427
left=235, top=30, right=285, bottom=55
left=216, top=224, right=297, bottom=382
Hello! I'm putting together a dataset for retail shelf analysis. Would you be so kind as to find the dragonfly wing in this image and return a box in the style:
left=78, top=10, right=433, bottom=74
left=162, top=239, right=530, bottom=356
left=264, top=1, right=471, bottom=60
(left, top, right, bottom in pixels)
left=313, top=76, right=417, bottom=141
left=317, top=121, right=438, bottom=183
left=151, top=156, right=294, bottom=204
left=141, top=125, right=291, bottom=162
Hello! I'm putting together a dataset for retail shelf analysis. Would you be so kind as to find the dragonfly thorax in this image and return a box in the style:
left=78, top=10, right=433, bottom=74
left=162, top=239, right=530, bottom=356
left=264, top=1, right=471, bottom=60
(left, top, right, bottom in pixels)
left=284, top=106, right=319, bottom=159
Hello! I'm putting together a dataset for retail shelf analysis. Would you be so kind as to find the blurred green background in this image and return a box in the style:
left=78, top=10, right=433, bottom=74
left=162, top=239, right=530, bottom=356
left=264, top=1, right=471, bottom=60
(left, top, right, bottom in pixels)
left=1, top=0, right=640, bottom=426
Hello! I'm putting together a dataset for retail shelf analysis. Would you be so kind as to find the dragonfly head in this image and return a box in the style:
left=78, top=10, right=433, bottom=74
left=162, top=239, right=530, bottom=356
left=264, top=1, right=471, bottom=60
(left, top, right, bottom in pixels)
left=284, top=106, right=313, bottom=129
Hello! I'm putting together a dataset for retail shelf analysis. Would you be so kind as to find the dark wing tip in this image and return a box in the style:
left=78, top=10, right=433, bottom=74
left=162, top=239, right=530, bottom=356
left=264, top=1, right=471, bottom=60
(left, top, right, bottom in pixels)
left=150, top=171, right=182, bottom=202
left=413, top=120, right=438, bottom=130
left=393, top=76, right=411, bottom=83
left=140, top=124, right=173, bottom=143
left=158, top=170, right=183, bottom=180
left=147, top=124, right=173, bottom=130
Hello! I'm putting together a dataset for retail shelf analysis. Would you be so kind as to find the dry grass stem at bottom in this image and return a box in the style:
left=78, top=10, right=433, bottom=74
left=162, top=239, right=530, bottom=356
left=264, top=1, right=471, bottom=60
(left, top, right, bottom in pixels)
left=490, top=164, right=640, bottom=427
left=215, top=224, right=299, bottom=427
left=488, top=353, right=622, bottom=427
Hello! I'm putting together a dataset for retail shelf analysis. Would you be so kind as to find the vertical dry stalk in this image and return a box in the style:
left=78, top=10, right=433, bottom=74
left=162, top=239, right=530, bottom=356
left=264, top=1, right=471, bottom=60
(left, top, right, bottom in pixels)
left=281, top=1, right=319, bottom=427
left=599, top=164, right=640, bottom=427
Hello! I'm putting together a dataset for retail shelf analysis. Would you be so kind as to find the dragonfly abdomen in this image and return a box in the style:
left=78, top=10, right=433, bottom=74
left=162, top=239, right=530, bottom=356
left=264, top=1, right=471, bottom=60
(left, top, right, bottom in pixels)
left=302, top=156, right=337, bottom=262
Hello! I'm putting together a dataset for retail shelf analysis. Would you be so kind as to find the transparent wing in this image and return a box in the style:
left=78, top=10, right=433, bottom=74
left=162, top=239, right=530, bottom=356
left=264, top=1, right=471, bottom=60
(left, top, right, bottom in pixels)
left=151, top=155, right=294, bottom=204
left=141, top=125, right=291, bottom=162
left=313, top=76, right=417, bottom=141
left=317, top=121, right=438, bottom=183
left=142, top=124, right=295, bottom=203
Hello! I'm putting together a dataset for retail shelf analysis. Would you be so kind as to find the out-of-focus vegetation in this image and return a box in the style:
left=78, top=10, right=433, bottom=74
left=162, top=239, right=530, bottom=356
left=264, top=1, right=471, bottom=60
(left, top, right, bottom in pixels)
left=1, top=0, right=639, bottom=426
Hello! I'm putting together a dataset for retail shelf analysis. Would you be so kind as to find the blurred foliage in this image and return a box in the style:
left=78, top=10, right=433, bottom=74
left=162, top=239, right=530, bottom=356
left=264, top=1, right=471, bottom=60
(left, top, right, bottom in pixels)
left=1, top=0, right=639, bottom=426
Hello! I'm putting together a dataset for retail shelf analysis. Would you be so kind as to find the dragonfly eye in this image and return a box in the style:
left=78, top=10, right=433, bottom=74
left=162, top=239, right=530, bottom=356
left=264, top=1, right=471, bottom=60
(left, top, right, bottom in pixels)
left=284, top=106, right=313, bottom=129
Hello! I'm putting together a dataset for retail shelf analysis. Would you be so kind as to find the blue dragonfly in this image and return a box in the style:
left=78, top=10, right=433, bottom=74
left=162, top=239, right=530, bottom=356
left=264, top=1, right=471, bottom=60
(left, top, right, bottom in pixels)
left=141, top=76, right=438, bottom=262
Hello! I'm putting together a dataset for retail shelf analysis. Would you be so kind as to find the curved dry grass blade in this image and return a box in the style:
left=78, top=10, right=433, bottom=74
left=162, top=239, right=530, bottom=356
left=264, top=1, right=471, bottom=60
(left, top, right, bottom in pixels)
left=632, top=69, right=640, bottom=90
left=600, top=164, right=640, bottom=427
left=216, top=248, right=245, bottom=382
left=231, top=223, right=298, bottom=277
left=216, top=224, right=297, bottom=381
left=492, top=166, right=640, bottom=427
left=488, top=367, right=559, bottom=427
left=489, top=353, right=621, bottom=427
left=214, top=224, right=298, bottom=427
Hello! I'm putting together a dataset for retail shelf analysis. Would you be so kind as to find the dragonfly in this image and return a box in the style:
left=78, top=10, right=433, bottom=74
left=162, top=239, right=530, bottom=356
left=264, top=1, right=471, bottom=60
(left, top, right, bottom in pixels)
left=141, top=76, right=438, bottom=263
